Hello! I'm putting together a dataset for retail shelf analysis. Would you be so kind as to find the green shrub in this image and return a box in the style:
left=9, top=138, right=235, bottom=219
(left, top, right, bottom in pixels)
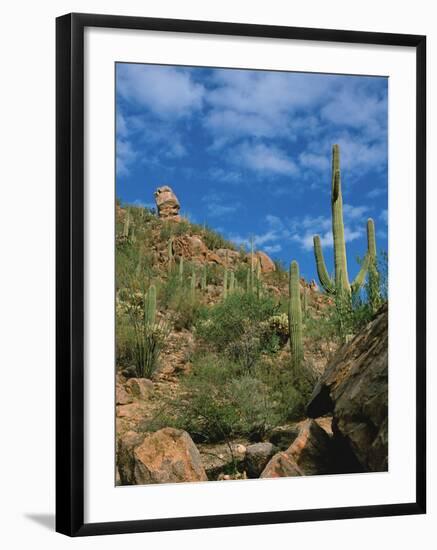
left=196, top=292, right=278, bottom=371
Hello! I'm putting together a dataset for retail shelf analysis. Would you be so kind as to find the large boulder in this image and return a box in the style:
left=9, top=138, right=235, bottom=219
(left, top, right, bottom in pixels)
left=307, top=303, right=388, bottom=472
left=125, top=377, right=153, bottom=400
left=154, top=186, right=181, bottom=221
left=117, top=431, right=144, bottom=485
left=245, top=442, right=277, bottom=478
left=132, top=428, right=208, bottom=484
left=260, top=419, right=333, bottom=478
left=246, top=251, right=276, bottom=273
left=116, top=383, right=133, bottom=405
left=198, top=441, right=247, bottom=480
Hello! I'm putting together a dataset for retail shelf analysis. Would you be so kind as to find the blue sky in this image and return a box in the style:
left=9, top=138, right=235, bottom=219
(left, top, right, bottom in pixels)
left=116, top=63, right=388, bottom=281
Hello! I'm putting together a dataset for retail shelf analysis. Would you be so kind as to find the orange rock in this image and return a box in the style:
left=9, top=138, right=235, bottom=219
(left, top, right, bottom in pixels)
left=133, top=428, right=208, bottom=484
left=261, top=419, right=332, bottom=478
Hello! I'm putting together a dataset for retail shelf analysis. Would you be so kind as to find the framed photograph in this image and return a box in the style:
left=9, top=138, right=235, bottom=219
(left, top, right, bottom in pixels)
left=56, top=13, right=426, bottom=536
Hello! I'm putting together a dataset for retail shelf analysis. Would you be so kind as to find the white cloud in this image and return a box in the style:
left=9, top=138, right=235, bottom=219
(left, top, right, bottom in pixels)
left=233, top=142, right=298, bottom=176
left=208, top=167, right=242, bottom=184
left=202, top=192, right=241, bottom=219
left=367, top=187, right=386, bottom=199
left=380, top=209, right=388, bottom=225
left=116, top=138, right=137, bottom=176
left=264, top=244, right=282, bottom=254
left=118, top=64, right=204, bottom=118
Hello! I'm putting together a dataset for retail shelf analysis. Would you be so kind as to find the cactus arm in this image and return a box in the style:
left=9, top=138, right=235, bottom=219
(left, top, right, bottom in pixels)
left=367, top=218, right=377, bottom=259
left=351, top=254, right=369, bottom=294
left=351, top=218, right=377, bottom=294
left=289, top=261, right=303, bottom=372
left=313, top=235, right=335, bottom=294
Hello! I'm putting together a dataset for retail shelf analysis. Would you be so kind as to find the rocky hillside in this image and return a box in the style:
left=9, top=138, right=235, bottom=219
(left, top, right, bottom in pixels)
left=115, top=185, right=388, bottom=484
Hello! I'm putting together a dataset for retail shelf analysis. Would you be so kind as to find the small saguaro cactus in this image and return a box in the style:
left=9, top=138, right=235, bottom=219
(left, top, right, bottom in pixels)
left=223, top=266, right=228, bottom=299
left=178, top=256, right=184, bottom=283
left=168, top=238, right=174, bottom=272
left=229, top=271, right=235, bottom=293
left=144, top=284, right=157, bottom=327
left=302, top=286, right=308, bottom=316
left=313, top=144, right=374, bottom=296
left=366, top=218, right=381, bottom=312
left=201, top=265, right=207, bottom=291
left=256, top=258, right=262, bottom=297
left=288, top=261, right=303, bottom=372
left=190, top=270, right=197, bottom=301
left=123, top=208, right=131, bottom=238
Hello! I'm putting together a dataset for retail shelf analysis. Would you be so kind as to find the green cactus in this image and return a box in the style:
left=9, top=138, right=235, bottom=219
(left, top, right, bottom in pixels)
left=178, top=256, right=184, bottom=283
left=223, top=266, right=228, bottom=299
left=366, top=218, right=381, bottom=312
left=250, top=237, right=255, bottom=292
left=123, top=208, right=131, bottom=238
left=229, top=271, right=235, bottom=293
left=190, top=270, right=196, bottom=301
left=302, top=286, right=308, bottom=316
left=256, top=258, right=262, bottom=297
left=201, top=265, right=207, bottom=291
left=313, top=144, right=374, bottom=296
left=144, top=284, right=157, bottom=327
left=288, top=261, right=303, bottom=371
left=168, top=238, right=174, bottom=272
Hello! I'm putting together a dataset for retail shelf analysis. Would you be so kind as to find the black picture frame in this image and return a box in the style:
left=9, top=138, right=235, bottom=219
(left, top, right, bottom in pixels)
left=56, top=12, right=426, bottom=537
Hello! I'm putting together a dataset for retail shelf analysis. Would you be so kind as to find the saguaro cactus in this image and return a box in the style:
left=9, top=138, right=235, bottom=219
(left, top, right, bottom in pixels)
left=123, top=208, right=131, bottom=238
left=288, top=261, right=303, bottom=371
left=178, top=256, right=184, bottom=283
left=229, top=271, right=235, bottom=293
left=190, top=270, right=196, bottom=301
left=313, top=144, right=374, bottom=296
left=168, top=238, right=174, bottom=272
left=201, top=265, right=207, bottom=291
left=366, top=218, right=381, bottom=312
left=223, top=266, right=228, bottom=299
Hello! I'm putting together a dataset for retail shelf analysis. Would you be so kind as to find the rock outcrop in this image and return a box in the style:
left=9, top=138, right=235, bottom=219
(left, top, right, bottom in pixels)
left=307, top=303, right=388, bottom=472
left=154, top=186, right=181, bottom=221
left=119, top=428, right=208, bottom=485
left=254, top=251, right=276, bottom=273
left=245, top=442, right=276, bottom=478
left=261, top=419, right=333, bottom=478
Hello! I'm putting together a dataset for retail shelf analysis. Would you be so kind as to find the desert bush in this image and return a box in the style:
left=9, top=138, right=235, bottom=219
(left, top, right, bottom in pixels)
left=196, top=292, right=278, bottom=370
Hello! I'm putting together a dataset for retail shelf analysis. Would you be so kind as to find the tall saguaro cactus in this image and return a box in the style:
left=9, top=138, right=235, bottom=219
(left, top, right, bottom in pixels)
left=313, top=144, right=374, bottom=296
left=289, top=261, right=303, bottom=371
left=366, top=218, right=381, bottom=312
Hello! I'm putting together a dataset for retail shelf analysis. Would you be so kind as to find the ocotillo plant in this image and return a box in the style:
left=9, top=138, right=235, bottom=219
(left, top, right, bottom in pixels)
left=201, top=265, right=207, bottom=291
left=246, top=268, right=250, bottom=293
left=313, top=144, right=374, bottom=296
left=288, top=261, right=303, bottom=372
left=144, top=284, right=157, bottom=326
left=178, top=256, right=184, bottom=283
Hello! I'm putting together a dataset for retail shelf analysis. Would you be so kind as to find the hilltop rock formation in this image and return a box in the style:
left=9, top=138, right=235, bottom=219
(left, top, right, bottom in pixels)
left=307, top=303, right=388, bottom=472
left=154, top=186, right=181, bottom=221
